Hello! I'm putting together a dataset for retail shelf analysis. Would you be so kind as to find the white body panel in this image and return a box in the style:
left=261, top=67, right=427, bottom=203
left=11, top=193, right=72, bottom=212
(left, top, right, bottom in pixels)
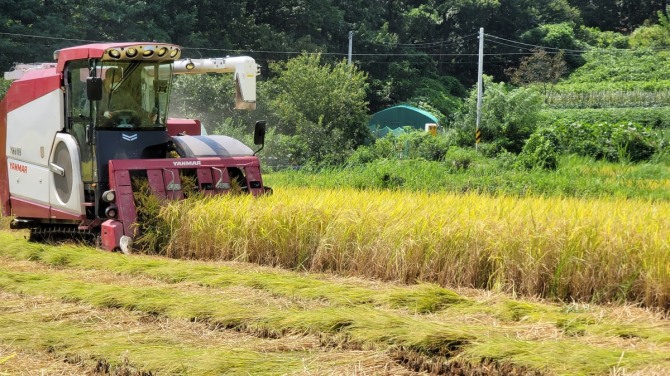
left=7, top=159, right=50, bottom=205
left=6, top=89, right=64, bottom=167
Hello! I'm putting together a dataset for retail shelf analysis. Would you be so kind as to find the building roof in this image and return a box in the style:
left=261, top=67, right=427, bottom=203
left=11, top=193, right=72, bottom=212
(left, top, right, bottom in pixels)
left=368, top=104, right=439, bottom=138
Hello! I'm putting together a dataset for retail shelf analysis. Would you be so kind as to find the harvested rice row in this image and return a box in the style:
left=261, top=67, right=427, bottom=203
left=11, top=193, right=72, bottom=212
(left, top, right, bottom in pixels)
left=0, top=290, right=416, bottom=375
left=1, top=238, right=669, bottom=375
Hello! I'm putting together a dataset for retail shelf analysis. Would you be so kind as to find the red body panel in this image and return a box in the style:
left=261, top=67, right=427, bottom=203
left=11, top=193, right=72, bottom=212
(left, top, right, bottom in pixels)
left=101, top=220, right=124, bottom=251
left=50, top=207, right=86, bottom=221
left=9, top=196, right=84, bottom=221
left=0, top=97, right=8, bottom=216
left=167, top=118, right=202, bottom=136
left=10, top=197, right=50, bottom=218
left=3, top=69, right=61, bottom=112
left=55, top=42, right=177, bottom=72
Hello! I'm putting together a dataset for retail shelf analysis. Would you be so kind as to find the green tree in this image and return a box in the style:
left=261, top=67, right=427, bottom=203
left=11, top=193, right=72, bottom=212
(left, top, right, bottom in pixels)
left=453, top=77, right=544, bottom=154
left=506, top=49, right=568, bottom=96
left=568, top=0, right=667, bottom=32
left=629, top=12, right=670, bottom=48
left=265, top=53, right=370, bottom=166
left=520, top=22, right=586, bottom=68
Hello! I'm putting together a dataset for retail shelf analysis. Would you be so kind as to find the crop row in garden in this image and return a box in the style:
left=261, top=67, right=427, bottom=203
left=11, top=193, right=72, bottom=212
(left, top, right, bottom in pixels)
left=541, top=107, right=670, bottom=128
left=545, top=90, right=670, bottom=109
left=139, top=187, right=670, bottom=311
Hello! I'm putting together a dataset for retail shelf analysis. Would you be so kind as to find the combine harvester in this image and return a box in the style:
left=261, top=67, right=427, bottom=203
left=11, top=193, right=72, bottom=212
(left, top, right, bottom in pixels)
left=0, top=42, right=269, bottom=253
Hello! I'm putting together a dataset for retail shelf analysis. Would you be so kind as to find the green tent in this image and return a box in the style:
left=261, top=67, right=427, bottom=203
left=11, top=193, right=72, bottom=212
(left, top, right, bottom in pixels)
left=368, top=104, right=439, bottom=138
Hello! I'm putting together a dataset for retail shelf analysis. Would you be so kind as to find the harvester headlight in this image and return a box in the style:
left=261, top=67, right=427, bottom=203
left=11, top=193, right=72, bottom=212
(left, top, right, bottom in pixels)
left=185, top=59, right=195, bottom=70
left=169, top=48, right=180, bottom=58
left=157, top=47, right=168, bottom=57
left=125, top=48, right=138, bottom=58
left=102, top=190, right=116, bottom=202
left=105, top=206, right=118, bottom=219
left=143, top=49, right=154, bottom=57
left=108, top=49, right=121, bottom=59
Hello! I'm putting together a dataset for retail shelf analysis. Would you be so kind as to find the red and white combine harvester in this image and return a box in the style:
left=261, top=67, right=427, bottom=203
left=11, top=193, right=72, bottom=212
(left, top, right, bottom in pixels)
left=0, top=42, right=269, bottom=253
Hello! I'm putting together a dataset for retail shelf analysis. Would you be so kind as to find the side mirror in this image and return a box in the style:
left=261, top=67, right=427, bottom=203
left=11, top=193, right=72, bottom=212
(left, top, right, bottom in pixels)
left=87, top=77, right=103, bottom=101
left=254, top=120, right=266, bottom=146
left=253, top=120, right=266, bottom=156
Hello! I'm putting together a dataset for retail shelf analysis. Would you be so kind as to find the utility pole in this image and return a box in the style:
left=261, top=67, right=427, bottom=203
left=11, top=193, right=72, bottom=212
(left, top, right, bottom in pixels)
left=476, top=27, right=484, bottom=149
left=348, top=31, right=353, bottom=65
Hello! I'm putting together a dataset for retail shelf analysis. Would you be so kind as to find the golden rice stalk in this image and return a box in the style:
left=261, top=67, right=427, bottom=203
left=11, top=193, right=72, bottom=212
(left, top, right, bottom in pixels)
left=154, top=188, right=670, bottom=310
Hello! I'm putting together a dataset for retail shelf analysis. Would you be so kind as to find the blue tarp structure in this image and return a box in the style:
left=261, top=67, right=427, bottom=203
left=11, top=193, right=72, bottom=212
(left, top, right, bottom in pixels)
left=368, top=104, right=439, bottom=138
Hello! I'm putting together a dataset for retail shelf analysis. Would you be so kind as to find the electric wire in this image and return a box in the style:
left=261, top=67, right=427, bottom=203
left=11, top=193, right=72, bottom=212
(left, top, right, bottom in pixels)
left=2, top=28, right=669, bottom=61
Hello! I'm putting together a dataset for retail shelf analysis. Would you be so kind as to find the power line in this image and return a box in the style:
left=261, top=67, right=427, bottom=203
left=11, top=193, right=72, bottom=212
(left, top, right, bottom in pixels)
left=0, top=31, right=99, bottom=44
left=367, top=32, right=480, bottom=47
left=484, top=34, right=588, bottom=53
left=3, top=28, right=669, bottom=61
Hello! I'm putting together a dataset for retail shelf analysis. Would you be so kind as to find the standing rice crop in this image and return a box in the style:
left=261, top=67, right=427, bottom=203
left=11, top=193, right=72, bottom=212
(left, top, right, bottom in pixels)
left=151, top=187, right=670, bottom=310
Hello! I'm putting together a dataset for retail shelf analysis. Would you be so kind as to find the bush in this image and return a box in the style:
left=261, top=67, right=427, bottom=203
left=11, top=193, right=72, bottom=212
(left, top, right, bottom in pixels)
left=452, top=78, right=544, bottom=154
left=346, top=130, right=451, bottom=165
left=577, top=26, right=629, bottom=49
left=550, top=120, right=657, bottom=163
left=516, top=128, right=560, bottom=170
left=520, top=23, right=586, bottom=68
left=629, top=13, right=670, bottom=48
left=0, top=78, right=10, bottom=101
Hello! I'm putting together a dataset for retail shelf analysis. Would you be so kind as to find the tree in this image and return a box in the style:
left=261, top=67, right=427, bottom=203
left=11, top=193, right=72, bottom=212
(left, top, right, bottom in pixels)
left=265, top=53, right=370, bottom=165
left=453, top=77, right=544, bottom=154
left=505, top=49, right=567, bottom=96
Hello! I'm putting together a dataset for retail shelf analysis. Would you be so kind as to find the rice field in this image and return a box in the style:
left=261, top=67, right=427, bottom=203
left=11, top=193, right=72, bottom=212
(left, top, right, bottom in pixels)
left=147, top=187, right=670, bottom=311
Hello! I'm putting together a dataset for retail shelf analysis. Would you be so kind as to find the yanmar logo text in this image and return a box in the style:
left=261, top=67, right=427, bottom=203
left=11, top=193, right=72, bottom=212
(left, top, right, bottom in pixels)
left=173, top=160, right=201, bottom=167
left=10, top=162, right=27, bottom=174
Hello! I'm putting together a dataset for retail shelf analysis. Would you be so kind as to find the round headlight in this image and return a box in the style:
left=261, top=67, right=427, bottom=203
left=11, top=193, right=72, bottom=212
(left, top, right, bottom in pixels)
left=102, top=190, right=116, bottom=202
left=108, top=49, right=121, bottom=59
left=125, top=48, right=138, bottom=58
left=105, top=206, right=118, bottom=219
left=185, top=60, right=195, bottom=70
left=157, top=47, right=168, bottom=57
left=143, top=49, right=154, bottom=57
left=169, top=48, right=179, bottom=58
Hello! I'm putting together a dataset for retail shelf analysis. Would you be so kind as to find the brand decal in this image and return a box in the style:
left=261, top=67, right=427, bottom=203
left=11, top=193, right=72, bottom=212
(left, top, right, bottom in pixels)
left=173, top=160, right=201, bottom=167
left=10, top=162, right=27, bottom=174
left=122, top=133, right=138, bottom=141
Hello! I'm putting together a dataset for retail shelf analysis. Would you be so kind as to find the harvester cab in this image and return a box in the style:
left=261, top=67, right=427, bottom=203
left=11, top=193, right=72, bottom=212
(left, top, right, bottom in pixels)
left=0, top=43, right=269, bottom=253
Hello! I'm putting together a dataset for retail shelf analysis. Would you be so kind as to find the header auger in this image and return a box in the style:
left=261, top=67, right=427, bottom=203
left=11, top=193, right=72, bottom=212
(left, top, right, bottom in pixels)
left=0, top=42, right=269, bottom=253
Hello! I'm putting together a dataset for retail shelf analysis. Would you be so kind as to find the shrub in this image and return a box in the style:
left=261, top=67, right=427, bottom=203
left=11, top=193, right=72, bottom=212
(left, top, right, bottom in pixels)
left=347, top=130, right=451, bottom=164
left=550, top=120, right=657, bottom=163
left=452, top=78, right=545, bottom=154
left=577, top=26, right=629, bottom=49
left=520, top=23, right=586, bottom=68
left=0, top=78, right=10, bottom=101
left=516, top=128, right=560, bottom=170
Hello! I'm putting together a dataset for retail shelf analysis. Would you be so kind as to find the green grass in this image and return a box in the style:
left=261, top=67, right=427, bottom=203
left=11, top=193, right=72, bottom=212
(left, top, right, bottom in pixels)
left=264, top=155, right=670, bottom=200
left=1, top=233, right=669, bottom=375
